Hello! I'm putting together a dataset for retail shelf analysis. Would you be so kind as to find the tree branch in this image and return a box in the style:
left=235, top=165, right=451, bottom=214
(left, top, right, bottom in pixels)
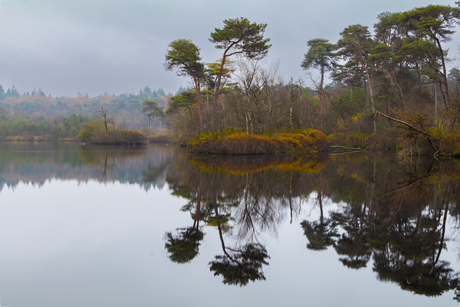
left=374, top=111, right=437, bottom=152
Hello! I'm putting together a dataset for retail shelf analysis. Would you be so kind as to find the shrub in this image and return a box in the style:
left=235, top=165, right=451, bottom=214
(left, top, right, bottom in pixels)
left=119, top=130, right=149, bottom=144
left=189, top=132, right=278, bottom=154
left=299, top=129, right=328, bottom=150
left=345, top=133, right=365, bottom=148
left=274, top=136, right=303, bottom=153
left=274, top=129, right=328, bottom=153
left=149, top=133, right=174, bottom=143
left=77, top=119, right=148, bottom=145
left=188, top=129, right=329, bottom=155
left=439, top=133, right=460, bottom=156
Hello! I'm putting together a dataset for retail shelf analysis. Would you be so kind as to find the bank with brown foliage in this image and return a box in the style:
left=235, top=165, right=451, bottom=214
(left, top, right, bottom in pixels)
left=187, top=129, right=329, bottom=155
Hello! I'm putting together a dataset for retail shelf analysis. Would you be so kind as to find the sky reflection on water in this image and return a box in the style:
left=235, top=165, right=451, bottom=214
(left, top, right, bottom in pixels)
left=0, top=143, right=458, bottom=307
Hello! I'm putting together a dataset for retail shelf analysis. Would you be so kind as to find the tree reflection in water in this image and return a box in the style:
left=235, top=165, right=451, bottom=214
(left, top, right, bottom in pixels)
left=2, top=143, right=459, bottom=295
left=164, top=228, right=204, bottom=264
left=301, top=191, right=339, bottom=251
left=162, top=152, right=460, bottom=297
left=164, top=169, right=271, bottom=285
left=164, top=174, right=205, bottom=264
left=209, top=182, right=270, bottom=286
left=209, top=243, right=269, bottom=286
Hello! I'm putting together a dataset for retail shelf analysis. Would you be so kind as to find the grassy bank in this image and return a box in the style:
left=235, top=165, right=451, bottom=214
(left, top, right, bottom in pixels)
left=187, top=129, right=329, bottom=155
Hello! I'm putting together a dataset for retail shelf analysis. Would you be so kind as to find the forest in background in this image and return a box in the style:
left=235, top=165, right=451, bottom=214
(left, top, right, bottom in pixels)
left=0, top=85, right=179, bottom=139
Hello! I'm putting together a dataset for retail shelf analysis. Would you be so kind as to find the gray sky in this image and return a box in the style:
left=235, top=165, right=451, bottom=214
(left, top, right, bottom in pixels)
left=0, top=0, right=459, bottom=97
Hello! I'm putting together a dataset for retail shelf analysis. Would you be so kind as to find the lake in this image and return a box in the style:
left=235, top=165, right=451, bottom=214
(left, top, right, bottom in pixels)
left=0, top=142, right=458, bottom=307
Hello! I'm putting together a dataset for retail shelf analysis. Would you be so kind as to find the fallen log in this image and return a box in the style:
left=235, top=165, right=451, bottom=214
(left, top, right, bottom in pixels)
left=374, top=111, right=437, bottom=152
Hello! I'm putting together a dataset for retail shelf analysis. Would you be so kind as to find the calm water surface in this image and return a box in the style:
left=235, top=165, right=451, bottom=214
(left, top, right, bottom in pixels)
left=0, top=142, right=459, bottom=307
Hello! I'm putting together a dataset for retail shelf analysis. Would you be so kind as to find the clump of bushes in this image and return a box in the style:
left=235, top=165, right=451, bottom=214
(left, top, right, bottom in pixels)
left=345, top=133, right=365, bottom=148
left=275, top=129, right=328, bottom=153
left=437, top=133, right=460, bottom=156
left=77, top=119, right=148, bottom=145
left=189, top=132, right=278, bottom=154
left=188, top=129, right=328, bottom=155
left=118, top=130, right=149, bottom=144
left=149, top=132, right=174, bottom=143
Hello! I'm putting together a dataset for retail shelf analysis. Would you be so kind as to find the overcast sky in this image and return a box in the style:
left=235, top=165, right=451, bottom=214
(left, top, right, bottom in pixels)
left=0, top=0, right=459, bottom=97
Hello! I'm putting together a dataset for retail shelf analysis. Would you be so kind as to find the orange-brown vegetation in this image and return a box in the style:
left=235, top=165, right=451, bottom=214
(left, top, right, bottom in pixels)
left=188, top=154, right=329, bottom=175
left=188, top=132, right=278, bottom=154
left=274, top=156, right=329, bottom=173
left=187, top=129, right=329, bottom=155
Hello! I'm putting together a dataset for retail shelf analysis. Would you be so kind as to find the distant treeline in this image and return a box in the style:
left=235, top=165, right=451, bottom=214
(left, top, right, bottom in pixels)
left=0, top=112, right=88, bottom=140
left=0, top=85, right=181, bottom=131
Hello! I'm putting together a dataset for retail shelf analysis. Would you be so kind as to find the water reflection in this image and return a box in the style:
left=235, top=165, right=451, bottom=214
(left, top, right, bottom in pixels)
left=165, top=174, right=205, bottom=264
left=0, top=142, right=172, bottom=190
left=164, top=170, right=272, bottom=286
left=167, top=153, right=460, bottom=297
left=301, top=192, right=339, bottom=251
left=2, top=143, right=460, bottom=299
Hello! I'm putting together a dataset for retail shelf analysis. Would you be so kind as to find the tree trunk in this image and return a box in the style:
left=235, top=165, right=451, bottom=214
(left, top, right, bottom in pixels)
left=194, top=174, right=202, bottom=230
left=416, top=60, right=424, bottom=105
left=212, top=54, right=228, bottom=131
left=435, top=182, right=450, bottom=264
left=289, top=77, right=294, bottom=131
left=320, top=66, right=324, bottom=101
left=298, top=80, right=303, bottom=127
left=318, top=191, right=323, bottom=226
left=187, top=106, right=193, bottom=121
left=205, top=75, right=209, bottom=110
left=289, top=172, right=293, bottom=224
left=363, top=78, right=369, bottom=107
left=384, top=58, right=406, bottom=109
left=363, top=63, right=376, bottom=134
left=211, top=41, right=240, bottom=131
left=435, top=37, right=450, bottom=112
left=435, top=82, right=438, bottom=125
left=366, top=162, right=376, bottom=224
left=193, top=76, right=203, bottom=131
